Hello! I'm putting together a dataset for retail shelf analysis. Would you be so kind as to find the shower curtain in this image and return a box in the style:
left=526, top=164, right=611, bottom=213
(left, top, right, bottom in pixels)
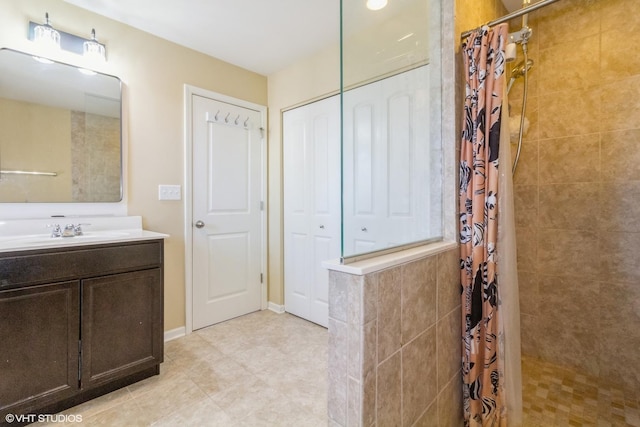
left=460, top=23, right=521, bottom=427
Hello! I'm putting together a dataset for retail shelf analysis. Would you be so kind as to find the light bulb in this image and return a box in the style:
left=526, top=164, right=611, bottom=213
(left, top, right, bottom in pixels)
left=33, top=12, right=61, bottom=50
left=366, top=0, right=388, bottom=11
left=83, top=29, right=106, bottom=62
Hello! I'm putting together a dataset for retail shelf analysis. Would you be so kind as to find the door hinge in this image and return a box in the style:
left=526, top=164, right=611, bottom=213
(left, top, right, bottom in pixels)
left=260, top=127, right=265, bottom=139
left=260, top=273, right=263, bottom=284
left=78, top=340, right=82, bottom=382
left=260, top=201, right=264, bottom=211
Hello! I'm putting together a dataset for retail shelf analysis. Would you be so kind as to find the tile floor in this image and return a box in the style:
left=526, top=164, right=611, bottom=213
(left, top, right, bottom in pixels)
left=32, top=310, right=640, bottom=426
left=522, top=355, right=640, bottom=427
left=36, top=310, right=328, bottom=426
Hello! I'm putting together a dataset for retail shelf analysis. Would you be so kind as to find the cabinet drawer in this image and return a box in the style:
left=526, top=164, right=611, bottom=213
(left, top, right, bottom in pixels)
left=0, top=240, right=163, bottom=290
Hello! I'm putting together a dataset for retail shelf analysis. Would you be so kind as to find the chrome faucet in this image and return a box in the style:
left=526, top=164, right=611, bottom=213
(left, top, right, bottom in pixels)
left=73, top=223, right=89, bottom=236
left=47, top=223, right=90, bottom=238
left=62, top=224, right=76, bottom=237
left=47, top=224, right=62, bottom=238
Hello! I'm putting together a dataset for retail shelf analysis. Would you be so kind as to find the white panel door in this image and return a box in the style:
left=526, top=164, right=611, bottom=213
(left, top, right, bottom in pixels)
left=283, top=95, right=340, bottom=327
left=342, top=65, right=430, bottom=254
left=192, top=94, right=264, bottom=330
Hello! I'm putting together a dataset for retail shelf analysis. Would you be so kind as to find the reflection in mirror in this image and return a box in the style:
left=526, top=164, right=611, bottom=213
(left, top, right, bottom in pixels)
left=0, top=48, right=122, bottom=203
left=340, top=0, right=443, bottom=260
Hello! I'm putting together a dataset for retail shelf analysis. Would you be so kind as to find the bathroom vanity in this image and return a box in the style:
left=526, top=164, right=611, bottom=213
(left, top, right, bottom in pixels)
left=0, top=217, right=167, bottom=424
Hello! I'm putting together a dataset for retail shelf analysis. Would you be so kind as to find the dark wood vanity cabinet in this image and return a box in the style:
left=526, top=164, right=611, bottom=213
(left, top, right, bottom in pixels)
left=81, top=268, right=163, bottom=389
left=0, top=281, right=80, bottom=417
left=0, top=240, right=164, bottom=424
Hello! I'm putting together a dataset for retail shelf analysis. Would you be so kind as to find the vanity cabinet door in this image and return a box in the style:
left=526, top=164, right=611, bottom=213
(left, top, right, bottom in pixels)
left=0, top=281, right=80, bottom=418
left=81, top=269, right=163, bottom=390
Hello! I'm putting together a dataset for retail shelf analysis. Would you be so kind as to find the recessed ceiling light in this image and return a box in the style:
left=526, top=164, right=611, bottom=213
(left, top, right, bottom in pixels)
left=366, top=0, right=388, bottom=11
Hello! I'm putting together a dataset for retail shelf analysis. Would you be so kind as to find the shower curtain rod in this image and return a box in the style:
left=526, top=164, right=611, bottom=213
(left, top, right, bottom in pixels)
left=460, top=0, right=562, bottom=39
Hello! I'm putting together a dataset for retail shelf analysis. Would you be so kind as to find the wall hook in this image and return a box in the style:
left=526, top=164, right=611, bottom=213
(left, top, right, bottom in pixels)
left=244, top=117, right=250, bottom=127
left=224, top=112, right=230, bottom=123
left=214, top=110, right=220, bottom=120
left=234, top=114, right=240, bottom=125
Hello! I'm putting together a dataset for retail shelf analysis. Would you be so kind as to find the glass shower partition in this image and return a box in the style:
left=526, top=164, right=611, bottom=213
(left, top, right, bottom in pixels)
left=340, top=0, right=443, bottom=262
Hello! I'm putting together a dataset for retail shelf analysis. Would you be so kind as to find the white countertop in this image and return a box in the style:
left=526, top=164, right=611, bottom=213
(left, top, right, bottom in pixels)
left=0, top=216, right=168, bottom=253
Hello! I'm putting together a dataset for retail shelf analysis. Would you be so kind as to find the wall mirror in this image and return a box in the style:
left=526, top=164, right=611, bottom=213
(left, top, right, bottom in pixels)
left=0, top=48, right=122, bottom=203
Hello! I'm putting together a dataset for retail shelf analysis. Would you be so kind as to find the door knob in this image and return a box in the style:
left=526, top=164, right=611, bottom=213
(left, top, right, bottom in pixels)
left=195, top=220, right=205, bottom=228
left=319, top=225, right=325, bottom=229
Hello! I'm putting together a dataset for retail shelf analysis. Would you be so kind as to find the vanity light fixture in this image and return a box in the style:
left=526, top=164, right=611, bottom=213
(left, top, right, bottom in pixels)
left=83, top=29, right=106, bottom=62
left=33, top=13, right=61, bottom=51
left=28, top=14, right=107, bottom=63
left=366, top=0, right=388, bottom=11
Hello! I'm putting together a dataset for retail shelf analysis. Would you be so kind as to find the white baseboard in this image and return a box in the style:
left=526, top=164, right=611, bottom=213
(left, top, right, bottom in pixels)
left=165, top=307, right=283, bottom=341
left=268, top=302, right=285, bottom=314
left=164, top=326, right=186, bottom=342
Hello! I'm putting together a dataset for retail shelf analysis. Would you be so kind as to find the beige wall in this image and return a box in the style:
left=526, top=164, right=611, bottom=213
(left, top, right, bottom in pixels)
left=0, top=0, right=267, bottom=331
left=0, top=98, right=72, bottom=201
left=510, top=0, right=640, bottom=392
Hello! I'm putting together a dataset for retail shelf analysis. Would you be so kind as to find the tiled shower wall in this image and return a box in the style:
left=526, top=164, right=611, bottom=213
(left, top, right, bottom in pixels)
left=509, top=0, right=640, bottom=392
left=71, top=111, right=121, bottom=202
left=327, top=247, right=462, bottom=426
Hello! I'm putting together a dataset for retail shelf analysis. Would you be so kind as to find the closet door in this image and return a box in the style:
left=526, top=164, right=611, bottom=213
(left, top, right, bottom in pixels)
left=283, top=95, right=340, bottom=327
left=342, top=65, right=431, bottom=255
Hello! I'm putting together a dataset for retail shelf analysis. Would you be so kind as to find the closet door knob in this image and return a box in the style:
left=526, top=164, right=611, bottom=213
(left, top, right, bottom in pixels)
left=195, top=220, right=205, bottom=229
left=319, top=225, right=325, bottom=229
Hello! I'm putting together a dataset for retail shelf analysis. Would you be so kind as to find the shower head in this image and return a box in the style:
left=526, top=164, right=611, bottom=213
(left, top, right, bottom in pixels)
left=511, top=59, right=534, bottom=79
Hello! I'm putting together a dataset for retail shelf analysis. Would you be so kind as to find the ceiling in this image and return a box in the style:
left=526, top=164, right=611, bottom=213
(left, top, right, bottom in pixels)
left=63, top=0, right=521, bottom=76
left=64, top=0, right=340, bottom=76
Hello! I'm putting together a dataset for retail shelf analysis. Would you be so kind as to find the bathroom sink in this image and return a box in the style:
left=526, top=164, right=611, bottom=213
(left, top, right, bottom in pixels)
left=0, top=231, right=134, bottom=248
left=0, top=217, right=169, bottom=253
left=72, top=231, right=131, bottom=239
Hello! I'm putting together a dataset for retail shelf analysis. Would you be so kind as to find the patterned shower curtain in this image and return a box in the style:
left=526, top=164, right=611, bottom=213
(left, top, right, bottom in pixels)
left=459, top=23, right=508, bottom=427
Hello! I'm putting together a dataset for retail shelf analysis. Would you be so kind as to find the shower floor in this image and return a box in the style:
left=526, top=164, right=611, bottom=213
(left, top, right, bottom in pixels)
left=522, top=355, right=640, bottom=426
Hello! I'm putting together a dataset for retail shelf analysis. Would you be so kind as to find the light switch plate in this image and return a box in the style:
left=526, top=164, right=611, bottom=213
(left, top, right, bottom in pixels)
left=158, top=184, right=181, bottom=201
